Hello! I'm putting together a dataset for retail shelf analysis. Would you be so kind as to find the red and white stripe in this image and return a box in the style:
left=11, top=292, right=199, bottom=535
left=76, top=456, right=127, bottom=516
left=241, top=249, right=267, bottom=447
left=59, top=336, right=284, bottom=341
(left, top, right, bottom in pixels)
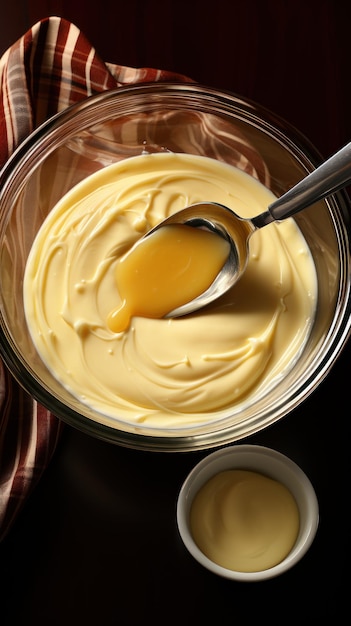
left=0, top=15, right=189, bottom=542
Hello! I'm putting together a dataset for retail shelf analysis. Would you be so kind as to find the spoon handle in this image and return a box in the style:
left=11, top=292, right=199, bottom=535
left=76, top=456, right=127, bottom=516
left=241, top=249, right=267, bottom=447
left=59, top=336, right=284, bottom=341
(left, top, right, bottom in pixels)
left=268, top=142, right=351, bottom=221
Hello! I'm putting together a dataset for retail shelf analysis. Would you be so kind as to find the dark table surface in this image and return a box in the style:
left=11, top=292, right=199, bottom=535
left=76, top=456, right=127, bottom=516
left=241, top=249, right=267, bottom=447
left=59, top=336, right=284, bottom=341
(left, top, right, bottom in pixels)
left=1, top=341, right=348, bottom=623
left=1, top=2, right=350, bottom=624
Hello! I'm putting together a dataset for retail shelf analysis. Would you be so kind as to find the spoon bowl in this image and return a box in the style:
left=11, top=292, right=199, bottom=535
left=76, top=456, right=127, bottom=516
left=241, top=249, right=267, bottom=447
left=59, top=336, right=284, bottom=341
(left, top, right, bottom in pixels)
left=143, top=142, right=351, bottom=317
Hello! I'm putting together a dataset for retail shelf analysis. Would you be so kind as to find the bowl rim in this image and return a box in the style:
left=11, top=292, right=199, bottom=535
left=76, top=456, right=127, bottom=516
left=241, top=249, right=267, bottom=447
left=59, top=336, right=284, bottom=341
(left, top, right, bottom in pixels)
left=176, top=443, right=319, bottom=581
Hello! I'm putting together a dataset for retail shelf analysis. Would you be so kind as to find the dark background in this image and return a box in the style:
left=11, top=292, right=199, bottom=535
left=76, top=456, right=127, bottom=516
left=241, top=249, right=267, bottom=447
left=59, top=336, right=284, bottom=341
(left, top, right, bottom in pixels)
left=2, top=0, right=350, bottom=159
left=0, top=1, right=349, bottom=624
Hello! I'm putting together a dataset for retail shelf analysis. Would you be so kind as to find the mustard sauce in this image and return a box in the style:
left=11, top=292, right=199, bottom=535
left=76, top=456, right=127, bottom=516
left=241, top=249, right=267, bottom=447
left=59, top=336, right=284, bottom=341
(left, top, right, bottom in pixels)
left=107, top=224, right=230, bottom=332
left=190, top=469, right=300, bottom=572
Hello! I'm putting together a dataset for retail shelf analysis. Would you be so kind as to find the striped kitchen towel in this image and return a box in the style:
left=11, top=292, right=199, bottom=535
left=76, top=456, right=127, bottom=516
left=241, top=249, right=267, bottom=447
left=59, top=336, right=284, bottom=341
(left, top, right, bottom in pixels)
left=0, top=15, right=191, bottom=542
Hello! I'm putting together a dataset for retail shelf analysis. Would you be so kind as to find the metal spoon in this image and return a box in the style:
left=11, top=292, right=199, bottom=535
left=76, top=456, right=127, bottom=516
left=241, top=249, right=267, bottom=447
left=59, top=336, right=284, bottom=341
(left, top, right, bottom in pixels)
left=144, top=142, right=351, bottom=318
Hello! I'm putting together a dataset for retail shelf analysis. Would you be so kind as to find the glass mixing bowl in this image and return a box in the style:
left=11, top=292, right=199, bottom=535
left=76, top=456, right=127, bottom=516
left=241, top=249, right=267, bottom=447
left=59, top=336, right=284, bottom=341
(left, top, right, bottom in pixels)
left=0, top=83, right=350, bottom=451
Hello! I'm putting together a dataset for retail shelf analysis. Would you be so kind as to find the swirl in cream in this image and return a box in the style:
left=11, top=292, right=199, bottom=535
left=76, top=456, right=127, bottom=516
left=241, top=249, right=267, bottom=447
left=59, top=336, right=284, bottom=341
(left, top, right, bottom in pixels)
left=190, top=470, right=300, bottom=572
left=23, top=153, right=317, bottom=427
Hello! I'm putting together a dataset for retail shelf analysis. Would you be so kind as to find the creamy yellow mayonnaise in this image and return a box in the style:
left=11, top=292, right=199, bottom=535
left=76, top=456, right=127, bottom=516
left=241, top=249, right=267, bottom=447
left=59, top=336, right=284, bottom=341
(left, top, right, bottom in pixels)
left=23, top=153, right=317, bottom=427
left=190, top=469, right=300, bottom=572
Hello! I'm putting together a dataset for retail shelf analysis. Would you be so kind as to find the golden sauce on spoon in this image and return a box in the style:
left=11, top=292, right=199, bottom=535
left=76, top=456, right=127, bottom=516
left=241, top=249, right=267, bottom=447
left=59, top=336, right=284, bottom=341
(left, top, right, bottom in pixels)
left=107, top=224, right=231, bottom=332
